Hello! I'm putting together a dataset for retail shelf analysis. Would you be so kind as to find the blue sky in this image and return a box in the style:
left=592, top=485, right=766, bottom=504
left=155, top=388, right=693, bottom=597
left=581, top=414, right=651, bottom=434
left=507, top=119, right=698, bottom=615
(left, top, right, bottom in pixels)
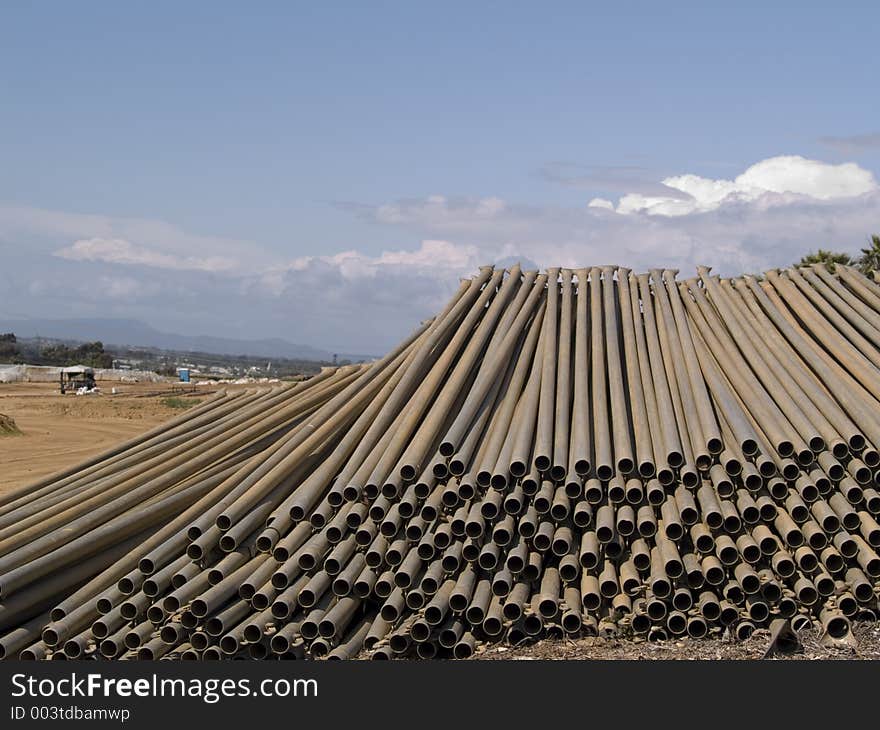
left=2, top=2, right=879, bottom=352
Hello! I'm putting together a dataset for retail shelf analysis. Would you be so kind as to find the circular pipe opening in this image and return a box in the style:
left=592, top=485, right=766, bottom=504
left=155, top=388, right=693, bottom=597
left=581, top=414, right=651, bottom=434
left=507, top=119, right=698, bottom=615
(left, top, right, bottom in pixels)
left=688, top=618, right=707, bottom=638
left=534, top=455, right=551, bottom=473
left=798, top=587, right=818, bottom=605
left=749, top=601, right=770, bottom=623
left=388, top=635, right=409, bottom=653
left=410, top=621, right=431, bottom=642
left=204, top=618, right=224, bottom=637
left=646, top=601, right=667, bottom=621
left=705, top=565, right=725, bottom=585
left=448, top=459, right=465, bottom=476
left=381, top=483, right=398, bottom=499
left=825, top=616, right=849, bottom=639
left=318, top=620, right=336, bottom=638
left=725, top=458, right=743, bottom=476
left=483, top=616, right=504, bottom=636
left=99, top=640, right=119, bottom=658
left=487, top=475, right=507, bottom=493
left=741, top=439, right=758, bottom=457
left=521, top=615, right=542, bottom=636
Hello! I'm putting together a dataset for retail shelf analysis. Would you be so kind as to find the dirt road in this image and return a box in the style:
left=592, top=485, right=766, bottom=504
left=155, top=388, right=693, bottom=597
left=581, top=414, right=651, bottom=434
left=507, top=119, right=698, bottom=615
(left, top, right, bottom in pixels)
left=0, top=382, right=212, bottom=494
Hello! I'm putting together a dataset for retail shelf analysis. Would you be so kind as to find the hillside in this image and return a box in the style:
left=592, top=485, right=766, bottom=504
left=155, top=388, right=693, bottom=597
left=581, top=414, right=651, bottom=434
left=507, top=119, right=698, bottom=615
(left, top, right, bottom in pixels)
left=0, top=317, right=374, bottom=362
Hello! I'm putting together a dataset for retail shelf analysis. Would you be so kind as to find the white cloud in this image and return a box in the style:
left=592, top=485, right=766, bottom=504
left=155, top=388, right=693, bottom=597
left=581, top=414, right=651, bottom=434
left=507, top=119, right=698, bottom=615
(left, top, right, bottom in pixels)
left=282, top=239, right=480, bottom=280
left=228, top=239, right=486, bottom=352
left=350, top=178, right=880, bottom=279
left=254, top=239, right=482, bottom=329
left=4, top=154, right=880, bottom=354
left=610, top=155, right=878, bottom=216
left=733, top=156, right=876, bottom=198
left=0, top=204, right=271, bottom=272
left=55, top=238, right=237, bottom=272
left=372, top=195, right=509, bottom=230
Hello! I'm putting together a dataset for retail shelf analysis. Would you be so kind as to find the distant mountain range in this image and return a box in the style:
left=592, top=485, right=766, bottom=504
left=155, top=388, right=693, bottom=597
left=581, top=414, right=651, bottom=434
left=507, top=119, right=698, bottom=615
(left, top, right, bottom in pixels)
left=0, top=318, right=375, bottom=362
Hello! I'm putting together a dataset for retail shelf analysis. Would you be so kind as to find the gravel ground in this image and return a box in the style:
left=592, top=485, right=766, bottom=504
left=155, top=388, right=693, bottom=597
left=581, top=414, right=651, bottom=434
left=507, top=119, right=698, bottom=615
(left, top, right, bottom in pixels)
left=474, top=622, right=880, bottom=660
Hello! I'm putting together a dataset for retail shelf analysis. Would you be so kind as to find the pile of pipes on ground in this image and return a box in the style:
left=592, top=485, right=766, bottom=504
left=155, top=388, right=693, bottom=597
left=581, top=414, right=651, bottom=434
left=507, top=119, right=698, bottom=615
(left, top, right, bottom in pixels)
left=2, top=263, right=880, bottom=660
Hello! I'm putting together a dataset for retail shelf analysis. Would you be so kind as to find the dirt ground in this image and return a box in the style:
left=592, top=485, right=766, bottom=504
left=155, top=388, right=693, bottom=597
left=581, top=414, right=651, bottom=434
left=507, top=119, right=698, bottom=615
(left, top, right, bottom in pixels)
left=474, top=623, right=880, bottom=660
left=0, top=381, right=215, bottom=493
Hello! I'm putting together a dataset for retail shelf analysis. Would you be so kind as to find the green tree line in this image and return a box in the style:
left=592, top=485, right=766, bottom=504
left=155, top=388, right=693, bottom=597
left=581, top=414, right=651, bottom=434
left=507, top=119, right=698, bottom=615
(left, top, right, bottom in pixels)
left=796, top=234, right=880, bottom=274
left=0, top=335, right=112, bottom=368
left=0, top=333, right=18, bottom=361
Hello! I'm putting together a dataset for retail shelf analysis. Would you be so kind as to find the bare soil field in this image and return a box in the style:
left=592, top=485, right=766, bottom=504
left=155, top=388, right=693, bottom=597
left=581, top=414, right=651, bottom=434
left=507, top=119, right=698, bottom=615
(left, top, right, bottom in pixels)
left=474, top=623, right=880, bottom=660
left=0, top=381, right=214, bottom=493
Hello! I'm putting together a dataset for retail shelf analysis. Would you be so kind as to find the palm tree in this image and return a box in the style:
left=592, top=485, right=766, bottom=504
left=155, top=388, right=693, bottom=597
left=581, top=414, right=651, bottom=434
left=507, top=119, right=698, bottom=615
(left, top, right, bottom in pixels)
left=795, top=249, right=853, bottom=272
left=856, top=234, right=880, bottom=277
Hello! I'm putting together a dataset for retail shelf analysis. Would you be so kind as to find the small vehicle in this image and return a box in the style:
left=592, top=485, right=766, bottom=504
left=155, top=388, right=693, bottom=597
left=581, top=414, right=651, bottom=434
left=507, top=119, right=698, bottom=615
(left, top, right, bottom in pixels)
left=60, top=365, right=96, bottom=394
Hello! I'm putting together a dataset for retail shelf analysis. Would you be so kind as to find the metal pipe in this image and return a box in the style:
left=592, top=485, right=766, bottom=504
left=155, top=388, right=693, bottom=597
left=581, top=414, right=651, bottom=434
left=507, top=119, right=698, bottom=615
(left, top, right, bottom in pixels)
left=552, top=269, right=574, bottom=481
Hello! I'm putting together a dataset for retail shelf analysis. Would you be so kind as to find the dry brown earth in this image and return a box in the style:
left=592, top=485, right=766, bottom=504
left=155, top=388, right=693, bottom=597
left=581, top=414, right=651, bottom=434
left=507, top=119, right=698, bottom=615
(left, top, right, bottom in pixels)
left=0, top=382, right=212, bottom=493
left=474, top=623, right=880, bottom=660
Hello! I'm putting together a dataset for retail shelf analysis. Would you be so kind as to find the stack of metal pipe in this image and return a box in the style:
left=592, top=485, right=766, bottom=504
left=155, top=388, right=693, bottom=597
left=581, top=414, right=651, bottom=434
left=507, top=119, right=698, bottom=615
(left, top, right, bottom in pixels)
left=2, top=263, right=879, bottom=660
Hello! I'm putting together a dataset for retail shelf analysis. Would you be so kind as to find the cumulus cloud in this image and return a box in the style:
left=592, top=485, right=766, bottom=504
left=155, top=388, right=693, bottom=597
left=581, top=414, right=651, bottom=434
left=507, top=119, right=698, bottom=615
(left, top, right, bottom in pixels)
left=0, top=204, right=487, bottom=352
left=283, top=239, right=480, bottom=278
left=350, top=173, right=880, bottom=279
left=252, top=240, right=483, bottom=342
left=0, top=204, right=271, bottom=272
left=55, top=238, right=237, bottom=272
left=368, top=195, right=509, bottom=229
left=594, top=155, right=878, bottom=216
left=4, top=154, right=880, bottom=354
